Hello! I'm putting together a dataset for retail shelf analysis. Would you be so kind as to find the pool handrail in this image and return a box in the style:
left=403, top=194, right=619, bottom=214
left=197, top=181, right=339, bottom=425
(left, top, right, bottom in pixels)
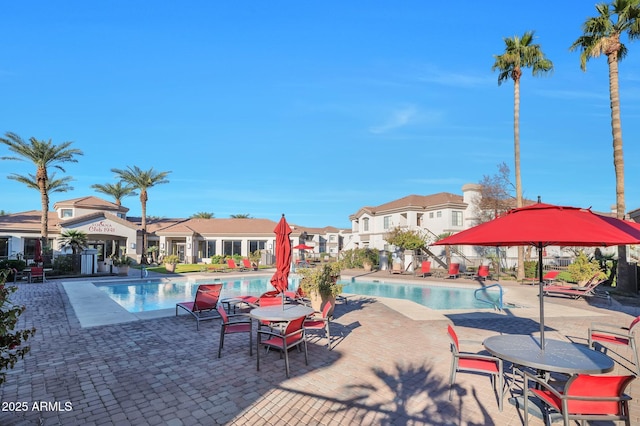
left=474, top=283, right=503, bottom=311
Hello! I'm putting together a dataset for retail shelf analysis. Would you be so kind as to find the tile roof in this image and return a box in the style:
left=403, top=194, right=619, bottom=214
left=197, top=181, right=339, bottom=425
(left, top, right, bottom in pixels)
left=53, top=196, right=128, bottom=212
left=155, top=218, right=281, bottom=236
left=353, top=193, right=464, bottom=218
left=0, top=210, right=60, bottom=231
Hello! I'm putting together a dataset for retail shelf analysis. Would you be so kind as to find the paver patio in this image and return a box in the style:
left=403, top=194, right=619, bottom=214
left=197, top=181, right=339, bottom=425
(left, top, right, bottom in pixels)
left=1, top=270, right=639, bottom=425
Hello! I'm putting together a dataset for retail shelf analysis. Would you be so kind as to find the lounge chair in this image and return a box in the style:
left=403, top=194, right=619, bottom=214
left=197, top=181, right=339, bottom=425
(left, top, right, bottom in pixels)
left=543, top=278, right=607, bottom=300
left=473, top=265, right=490, bottom=281
left=242, top=258, right=254, bottom=270
left=447, top=263, right=460, bottom=279
left=416, top=261, right=432, bottom=277
left=521, top=270, right=560, bottom=285
left=227, top=258, right=248, bottom=271
left=175, top=284, right=223, bottom=330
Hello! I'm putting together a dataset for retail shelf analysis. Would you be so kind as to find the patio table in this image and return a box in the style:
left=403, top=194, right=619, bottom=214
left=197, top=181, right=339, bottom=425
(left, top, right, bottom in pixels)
left=483, top=334, right=614, bottom=375
left=250, top=305, right=314, bottom=323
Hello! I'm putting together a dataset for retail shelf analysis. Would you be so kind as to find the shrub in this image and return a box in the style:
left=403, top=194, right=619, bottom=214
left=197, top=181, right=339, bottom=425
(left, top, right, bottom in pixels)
left=164, top=255, right=180, bottom=265
left=209, top=255, right=225, bottom=265
left=0, top=269, right=37, bottom=384
left=567, top=251, right=606, bottom=284
left=53, top=255, right=74, bottom=274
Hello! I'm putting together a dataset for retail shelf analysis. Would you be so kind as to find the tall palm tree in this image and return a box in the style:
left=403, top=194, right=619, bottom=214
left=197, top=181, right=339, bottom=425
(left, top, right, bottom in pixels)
left=230, top=214, right=252, bottom=219
left=111, top=166, right=171, bottom=263
left=492, top=31, right=553, bottom=280
left=58, top=230, right=88, bottom=255
left=0, top=133, right=83, bottom=249
left=10, top=171, right=74, bottom=194
left=570, top=0, right=640, bottom=292
left=91, top=181, right=138, bottom=206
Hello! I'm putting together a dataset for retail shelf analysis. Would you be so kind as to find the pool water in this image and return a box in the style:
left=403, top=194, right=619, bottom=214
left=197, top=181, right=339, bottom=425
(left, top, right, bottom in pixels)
left=96, top=275, right=503, bottom=313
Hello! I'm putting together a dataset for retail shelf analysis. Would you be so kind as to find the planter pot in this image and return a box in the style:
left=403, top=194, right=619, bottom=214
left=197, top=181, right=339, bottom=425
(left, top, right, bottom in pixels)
left=165, top=263, right=176, bottom=273
left=308, top=291, right=336, bottom=316
left=118, top=265, right=130, bottom=276
left=363, top=262, right=372, bottom=272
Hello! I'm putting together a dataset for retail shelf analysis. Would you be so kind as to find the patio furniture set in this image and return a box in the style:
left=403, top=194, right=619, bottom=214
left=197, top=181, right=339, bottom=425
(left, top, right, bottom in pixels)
left=175, top=283, right=333, bottom=378
left=447, top=320, right=639, bottom=425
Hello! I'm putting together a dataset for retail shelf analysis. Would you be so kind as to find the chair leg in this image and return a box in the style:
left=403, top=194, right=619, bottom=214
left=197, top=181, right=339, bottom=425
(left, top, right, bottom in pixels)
left=218, top=331, right=225, bottom=358
left=325, top=322, right=331, bottom=350
left=448, top=358, right=457, bottom=401
left=284, top=345, right=290, bottom=378
left=630, top=338, right=640, bottom=376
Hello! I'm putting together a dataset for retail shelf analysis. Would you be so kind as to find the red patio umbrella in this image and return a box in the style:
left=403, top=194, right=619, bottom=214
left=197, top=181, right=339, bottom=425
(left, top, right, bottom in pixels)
left=293, top=244, right=314, bottom=250
left=270, top=215, right=292, bottom=308
left=433, top=202, right=640, bottom=348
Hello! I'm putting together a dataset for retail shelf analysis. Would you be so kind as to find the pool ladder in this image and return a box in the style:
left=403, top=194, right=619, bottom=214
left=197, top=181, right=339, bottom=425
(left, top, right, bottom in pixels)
left=474, top=283, right=503, bottom=311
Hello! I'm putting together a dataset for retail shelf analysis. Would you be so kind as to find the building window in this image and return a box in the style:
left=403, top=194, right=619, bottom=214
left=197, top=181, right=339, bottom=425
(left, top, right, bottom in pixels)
left=383, top=216, right=391, bottom=230
left=0, top=238, right=8, bottom=258
left=249, top=240, right=266, bottom=253
left=329, top=235, right=335, bottom=242
left=437, top=211, right=442, bottom=218
left=452, top=211, right=463, bottom=227
left=61, top=209, right=73, bottom=218
left=207, top=240, right=216, bottom=257
left=223, top=240, right=241, bottom=256
left=363, top=218, right=369, bottom=232
left=429, top=212, right=434, bottom=219
left=116, top=212, right=125, bottom=219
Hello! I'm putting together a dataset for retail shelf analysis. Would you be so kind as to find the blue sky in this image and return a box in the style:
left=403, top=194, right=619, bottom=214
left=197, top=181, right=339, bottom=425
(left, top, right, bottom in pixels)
left=2, top=1, right=639, bottom=229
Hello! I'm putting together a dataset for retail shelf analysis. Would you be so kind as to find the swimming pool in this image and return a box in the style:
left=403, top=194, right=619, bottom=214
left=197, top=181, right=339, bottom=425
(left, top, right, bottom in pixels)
left=96, top=275, right=503, bottom=313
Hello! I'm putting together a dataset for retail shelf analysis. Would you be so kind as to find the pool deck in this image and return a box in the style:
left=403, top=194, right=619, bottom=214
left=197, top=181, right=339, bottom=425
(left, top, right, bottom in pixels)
left=2, top=268, right=640, bottom=425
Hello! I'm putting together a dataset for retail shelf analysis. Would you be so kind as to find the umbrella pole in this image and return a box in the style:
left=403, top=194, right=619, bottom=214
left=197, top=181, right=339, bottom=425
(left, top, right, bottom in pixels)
left=538, top=244, right=545, bottom=349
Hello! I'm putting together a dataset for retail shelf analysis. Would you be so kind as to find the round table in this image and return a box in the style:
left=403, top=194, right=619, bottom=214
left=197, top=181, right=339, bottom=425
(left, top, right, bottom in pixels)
left=250, top=305, right=314, bottom=322
left=483, top=334, right=614, bottom=375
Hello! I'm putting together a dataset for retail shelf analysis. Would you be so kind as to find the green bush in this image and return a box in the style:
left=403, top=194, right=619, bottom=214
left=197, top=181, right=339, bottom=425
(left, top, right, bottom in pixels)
left=53, top=255, right=74, bottom=274
left=340, top=248, right=379, bottom=268
left=567, top=251, right=606, bottom=284
left=524, top=261, right=537, bottom=278
left=0, top=260, right=27, bottom=281
left=209, top=255, right=225, bottom=264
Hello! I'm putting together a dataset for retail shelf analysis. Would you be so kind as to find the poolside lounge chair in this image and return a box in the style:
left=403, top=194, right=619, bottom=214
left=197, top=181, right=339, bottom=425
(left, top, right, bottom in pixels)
left=227, top=258, right=248, bottom=271
left=216, top=305, right=253, bottom=358
left=589, top=315, right=640, bottom=376
left=473, top=265, right=490, bottom=281
left=417, top=261, right=432, bottom=278
left=521, top=270, right=560, bottom=285
left=242, top=258, right=254, bottom=270
left=175, top=284, right=223, bottom=330
left=543, top=278, right=607, bottom=300
left=447, top=325, right=504, bottom=411
left=523, top=371, right=635, bottom=426
left=257, top=315, right=308, bottom=378
left=447, top=263, right=460, bottom=279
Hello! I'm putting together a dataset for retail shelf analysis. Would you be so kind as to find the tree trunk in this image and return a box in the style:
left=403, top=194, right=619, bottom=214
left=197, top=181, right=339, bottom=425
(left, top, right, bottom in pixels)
left=513, top=76, right=525, bottom=281
left=140, top=190, right=148, bottom=264
left=607, top=52, right=631, bottom=291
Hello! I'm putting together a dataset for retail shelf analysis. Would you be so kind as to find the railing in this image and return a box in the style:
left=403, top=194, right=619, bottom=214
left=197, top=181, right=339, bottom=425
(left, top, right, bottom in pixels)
left=474, top=283, right=503, bottom=311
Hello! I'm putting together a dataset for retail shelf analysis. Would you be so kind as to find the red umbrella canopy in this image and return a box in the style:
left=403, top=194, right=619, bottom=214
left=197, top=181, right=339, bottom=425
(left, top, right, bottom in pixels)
left=293, top=244, right=314, bottom=250
left=434, top=203, right=640, bottom=248
left=270, top=215, right=292, bottom=294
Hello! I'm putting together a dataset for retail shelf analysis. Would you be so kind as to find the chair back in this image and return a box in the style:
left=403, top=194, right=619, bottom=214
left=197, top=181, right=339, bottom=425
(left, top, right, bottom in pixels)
left=31, top=267, right=44, bottom=276
left=284, top=316, right=306, bottom=344
left=447, top=325, right=460, bottom=353
left=477, top=265, right=489, bottom=277
left=193, top=284, right=222, bottom=311
left=565, top=374, right=635, bottom=415
left=216, top=305, right=229, bottom=324
left=227, top=259, right=237, bottom=269
left=320, top=301, right=332, bottom=319
left=448, top=263, right=460, bottom=275
left=242, top=258, right=252, bottom=269
left=259, top=296, right=282, bottom=307
left=421, top=261, right=431, bottom=274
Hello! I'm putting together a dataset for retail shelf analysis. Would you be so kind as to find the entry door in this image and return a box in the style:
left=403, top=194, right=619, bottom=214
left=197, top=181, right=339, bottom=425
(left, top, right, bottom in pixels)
left=176, top=243, right=186, bottom=262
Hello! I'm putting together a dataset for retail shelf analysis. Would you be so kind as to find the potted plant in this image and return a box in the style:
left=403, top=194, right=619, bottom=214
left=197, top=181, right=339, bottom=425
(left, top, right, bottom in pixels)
left=110, top=254, right=121, bottom=275
left=249, top=250, right=262, bottom=271
left=164, top=255, right=180, bottom=273
left=117, top=256, right=134, bottom=276
left=298, top=262, right=343, bottom=315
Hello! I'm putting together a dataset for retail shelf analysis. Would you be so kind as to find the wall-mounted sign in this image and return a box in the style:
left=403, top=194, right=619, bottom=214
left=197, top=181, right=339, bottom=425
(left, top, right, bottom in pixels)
left=88, top=221, right=116, bottom=234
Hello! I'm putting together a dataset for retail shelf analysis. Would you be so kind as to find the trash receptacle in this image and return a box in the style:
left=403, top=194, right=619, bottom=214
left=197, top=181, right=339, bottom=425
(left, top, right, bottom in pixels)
left=379, top=250, right=388, bottom=271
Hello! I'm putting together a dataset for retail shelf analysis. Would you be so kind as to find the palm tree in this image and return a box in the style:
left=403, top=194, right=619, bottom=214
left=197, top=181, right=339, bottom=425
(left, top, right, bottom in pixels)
left=570, top=0, right=640, bottom=292
left=230, top=214, right=252, bottom=219
left=191, top=212, right=215, bottom=218
left=111, top=166, right=171, bottom=264
left=0, top=133, right=83, bottom=249
left=58, top=230, right=88, bottom=255
left=492, top=31, right=553, bottom=280
left=91, top=181, right=138, bottom=206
